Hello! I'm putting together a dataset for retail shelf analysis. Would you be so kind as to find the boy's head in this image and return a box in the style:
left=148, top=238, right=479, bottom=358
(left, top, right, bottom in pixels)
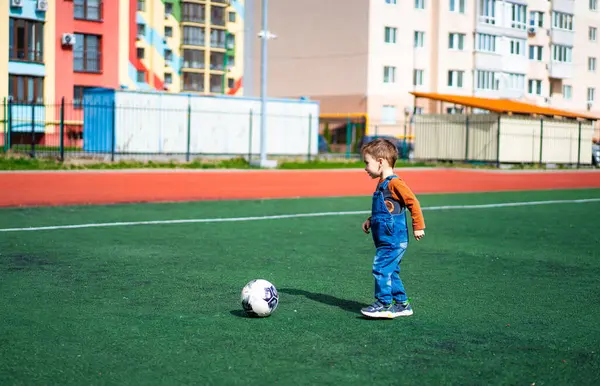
left=361, top=138, right=398, bottom=178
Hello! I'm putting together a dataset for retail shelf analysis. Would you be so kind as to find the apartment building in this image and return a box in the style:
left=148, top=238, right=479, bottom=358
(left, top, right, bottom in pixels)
left=130, top=0, right=244, bottom=95
left=2, top=0, right=121, bottom=105
left=247, top=0, right=600, bottom=135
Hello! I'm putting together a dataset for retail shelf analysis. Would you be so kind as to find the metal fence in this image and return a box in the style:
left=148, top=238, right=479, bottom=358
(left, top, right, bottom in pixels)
left=413, top=113, right=594, bottom=167
left=0, top=98, right=319, bottom=162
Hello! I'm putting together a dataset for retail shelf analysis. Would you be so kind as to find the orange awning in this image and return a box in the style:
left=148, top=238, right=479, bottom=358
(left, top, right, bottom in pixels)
left=411, top=92, right=598, bottom=121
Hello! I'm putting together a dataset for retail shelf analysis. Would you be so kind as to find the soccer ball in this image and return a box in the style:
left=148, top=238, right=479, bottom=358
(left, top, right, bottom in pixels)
left=240, top=279, right=279, bottom=317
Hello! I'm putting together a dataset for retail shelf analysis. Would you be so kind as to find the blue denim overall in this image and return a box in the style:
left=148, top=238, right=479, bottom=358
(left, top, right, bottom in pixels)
left=370, top=175, right=409, bottom=305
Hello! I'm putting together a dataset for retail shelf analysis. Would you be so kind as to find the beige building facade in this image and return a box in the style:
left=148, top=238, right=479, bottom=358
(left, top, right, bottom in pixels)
left=246, top=0, right=600, bottom=137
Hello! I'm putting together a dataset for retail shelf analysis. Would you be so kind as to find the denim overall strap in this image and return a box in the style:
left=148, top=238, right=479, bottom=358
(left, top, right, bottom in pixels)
left=371, top=175, right=398, bottom=219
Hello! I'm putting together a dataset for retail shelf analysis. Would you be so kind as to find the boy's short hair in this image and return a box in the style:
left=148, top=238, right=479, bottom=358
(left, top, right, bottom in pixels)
left=361, top=138, right=398, bottom=167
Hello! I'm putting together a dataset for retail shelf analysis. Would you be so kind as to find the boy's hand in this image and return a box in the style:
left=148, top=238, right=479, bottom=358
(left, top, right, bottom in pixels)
left=362, top=219, right=371, bottom=234
left=414, top=230, right=425, bottom=240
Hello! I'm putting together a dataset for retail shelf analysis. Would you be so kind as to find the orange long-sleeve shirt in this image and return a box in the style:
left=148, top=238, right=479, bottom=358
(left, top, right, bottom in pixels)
left=375, top=177, right=426, bottom=231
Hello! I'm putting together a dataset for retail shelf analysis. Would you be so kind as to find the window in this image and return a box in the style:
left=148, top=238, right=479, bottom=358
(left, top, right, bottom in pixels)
left=414, top=107, right=424, bottom=115
left=509, top=39, right=526, bottom=56
left=183, top=49, right=205, bottom=68
left=165, top=2, right=173, bottom=16
left=415, top=0, right=425, bottom=9
left=476, top=33, right=496, bottom=53
left=383, top=66, right=396, bottom=83
left=137, top=47, right=144, bottom=59
left=137, top=0, right=145, bottom=11
left=226, top=54, right=235, bottom=68
left=590, top=27, right=597, bottom=42
left=562, top=85, right=572, bottom=99
left=587, top=88, right=595, bottom=103
left=74, top=0, right=102, bottom=21
left=210, top=29, right=226, bottom=48
left=209, top=75, right=223, bottom=93
left=74, top=34, right=101, bottom=72
left=137, top=23, right=145, bottom=38
left=506, top=73, right=525, bottom=90
left=589, top=57, right=597, bottom=72
left=450, top=0, right=465, bottom=13
left=182, top=3, right=205, bottom=23
left=529, top=45, right=543, bottom=61
left=8, top=75, right=44, bottom=104
left=385, top=0, right=397, bottom=4
left=414, top=31, right=425, bottom=47
left=164, top=49, right=173, bottom=62
left=210, top=52, right=225, bottom=70
left=381, top=105, right=397, bottom=124
left=229, top=11, right=236, bottom=23
left=478, top=0, right=496, bottom=25
left=448, top=33, right=465, bottom=50
left=227, top=78, right=235, bottom=89
left=552, top=45, right=572, bottom=63
left=164, top=73, right=172, bottom=85
left=74, top=85, right=95, bottom=109
left=183, top=72, right=204, bottom=92
left=552, top=12, right=574, bottom=31
left=476, top=70, right=499, bottom=90
left=413, top=69, right=424, bottom=86
left=385, top=27, right=397, bottom=43
left=528, top=79, right=542, bottom=95
left=591, top=0, right=598, bottom=11
left=529, top=11, right=543, bottom=28
left=184, top=26, right=205, bottom=46
left=136, top=70, right=145, bottom=83
left=447, top=70, right=464, bottom=88
left=511, top=4, right=527, bottom=30
left=211, top=6, right=226, bottom=26
left=165, top=26, right=173, bottom=37
left=9, top=18, right=44, bottom=63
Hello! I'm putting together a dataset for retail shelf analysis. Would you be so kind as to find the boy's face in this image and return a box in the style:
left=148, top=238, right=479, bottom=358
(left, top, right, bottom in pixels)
left=363, top=153, right=383, bottom=179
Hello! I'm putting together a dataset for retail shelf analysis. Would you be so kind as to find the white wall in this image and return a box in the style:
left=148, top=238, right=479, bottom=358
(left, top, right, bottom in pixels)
left=113, top=91, right=319, bottom=156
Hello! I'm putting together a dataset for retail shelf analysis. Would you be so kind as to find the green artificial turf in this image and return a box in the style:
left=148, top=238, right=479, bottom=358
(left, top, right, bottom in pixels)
left=1, top=189, right=599, bottom=385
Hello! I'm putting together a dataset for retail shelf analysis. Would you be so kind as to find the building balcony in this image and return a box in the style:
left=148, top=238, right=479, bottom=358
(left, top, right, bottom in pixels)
left=502, top=55, right=528, bottom=75
left=476, top=17, right=527, bottom=40
left=552, top=0, right=575, bottom=14
left=548, top=61, right=572, bottom=79
left=474, top=51, right=502, bottom=72
left=9, top=49, right=44, bottom=64
left=211, top=0, right=230, bottom=6
left=550, top=28, right=575, bottom=47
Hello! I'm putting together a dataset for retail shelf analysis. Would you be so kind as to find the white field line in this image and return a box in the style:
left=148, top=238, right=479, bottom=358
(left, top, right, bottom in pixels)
left=1, top=198, right=599, bottom=233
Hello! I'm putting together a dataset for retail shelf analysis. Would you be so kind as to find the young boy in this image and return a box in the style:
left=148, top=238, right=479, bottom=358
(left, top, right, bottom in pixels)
left=360, top=138, right=425, bottom=319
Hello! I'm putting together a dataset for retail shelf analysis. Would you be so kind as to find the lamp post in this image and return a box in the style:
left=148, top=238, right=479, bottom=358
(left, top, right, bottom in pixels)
left=253, top=0, right=278, bottom=168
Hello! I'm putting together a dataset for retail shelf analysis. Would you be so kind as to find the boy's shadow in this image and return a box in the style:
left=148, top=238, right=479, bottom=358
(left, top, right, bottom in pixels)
left=279, top=288, right=365, bottom=315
